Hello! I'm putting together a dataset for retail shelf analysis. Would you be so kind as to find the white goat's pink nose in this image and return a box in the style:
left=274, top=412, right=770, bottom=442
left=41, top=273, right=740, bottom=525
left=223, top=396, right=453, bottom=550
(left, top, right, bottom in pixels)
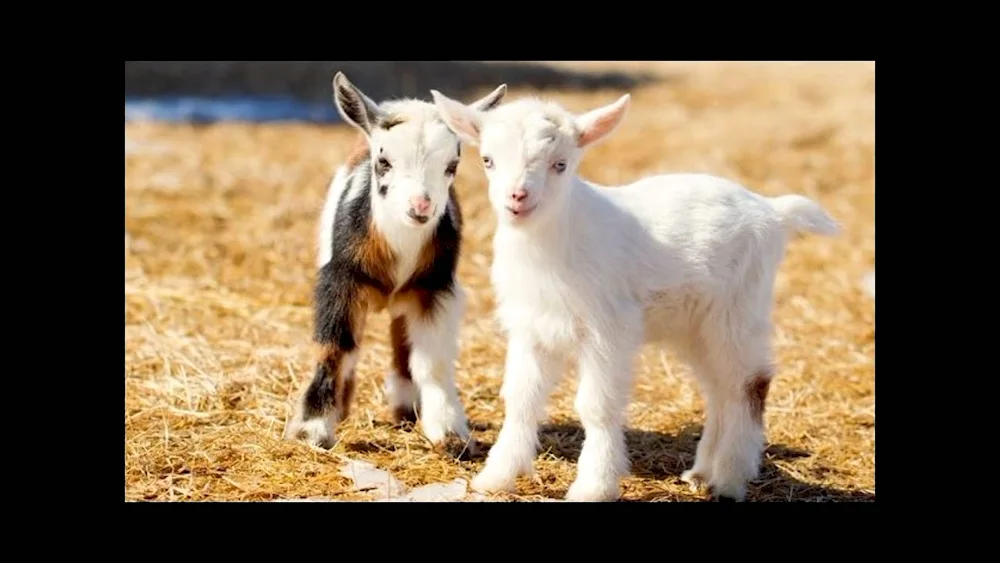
left=409, top=195, right=431, bottom=215
left=510, top=189, right=528, bottom=202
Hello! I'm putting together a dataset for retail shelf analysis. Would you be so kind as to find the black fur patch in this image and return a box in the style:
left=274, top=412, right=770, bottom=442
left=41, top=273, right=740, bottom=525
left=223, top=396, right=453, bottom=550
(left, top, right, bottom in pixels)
left=303, top=361, right=336, bottom=419
left=303, top=159, right=381, bottom=421
left=313, top=158, right=388, bottom=345
left=330, top=161, right=393, bottom=295
left=375, top=155, right=391, bottom=178
left=378, top=115, right=406, bottom=130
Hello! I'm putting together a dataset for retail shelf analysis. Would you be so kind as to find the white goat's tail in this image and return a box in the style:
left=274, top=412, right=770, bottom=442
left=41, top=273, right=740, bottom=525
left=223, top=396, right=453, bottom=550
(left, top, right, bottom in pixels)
left=768, top=194, right=841, bottom=237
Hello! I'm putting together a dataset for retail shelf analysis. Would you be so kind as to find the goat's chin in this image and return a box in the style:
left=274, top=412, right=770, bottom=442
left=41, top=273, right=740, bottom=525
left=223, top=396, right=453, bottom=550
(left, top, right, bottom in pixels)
left=498, top=202, right=541, bottom=227
left=401, top=213, right=433, bottom=229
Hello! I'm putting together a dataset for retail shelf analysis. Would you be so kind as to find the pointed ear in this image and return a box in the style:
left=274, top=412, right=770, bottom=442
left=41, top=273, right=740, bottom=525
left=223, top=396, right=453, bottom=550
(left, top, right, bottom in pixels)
left=430, top=89, right=485, bottom=146
left=574, top=94, right=631, bottom=149
left=332, top=71, right=385, bottom=135
left=470, top=83, right=508, bottom=112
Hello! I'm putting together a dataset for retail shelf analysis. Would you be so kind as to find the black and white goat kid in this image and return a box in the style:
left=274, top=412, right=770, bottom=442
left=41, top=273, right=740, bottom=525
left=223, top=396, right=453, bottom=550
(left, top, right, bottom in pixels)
left=283, top=72, right=507, bottom=455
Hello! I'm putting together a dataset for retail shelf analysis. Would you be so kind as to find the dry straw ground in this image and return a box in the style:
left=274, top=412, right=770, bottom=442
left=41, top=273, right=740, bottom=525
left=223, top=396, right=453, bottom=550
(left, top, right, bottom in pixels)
left=125, top=61, right=875, bottom=502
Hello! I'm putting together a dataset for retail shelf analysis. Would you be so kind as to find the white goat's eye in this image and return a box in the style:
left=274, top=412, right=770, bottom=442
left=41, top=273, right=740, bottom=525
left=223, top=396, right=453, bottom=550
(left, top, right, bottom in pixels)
left=482, top=156, right=494, bottom=169
left=552, top=160, right=567, bottom=173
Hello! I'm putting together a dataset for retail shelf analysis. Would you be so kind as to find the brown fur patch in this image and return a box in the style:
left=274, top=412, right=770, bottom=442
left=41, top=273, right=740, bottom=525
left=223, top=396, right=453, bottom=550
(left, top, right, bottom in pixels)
left=354, top=220, right=396, bottom=292
left=393, top=288, right=440, bottom=320
left=388, top=317, right=418, bottom=424
left=315, top=343, right=351, bottom=419
left=392, top=405, right=417, bottom=425
left=338, top=371, right=357, bottom=420
left=746, top=369, right=773, bottom=425
left=314, top=343, right=343, bottom=368
left=344, top=135, right=370, bottom=170
left=356, top=284, right=389, bottom=314
left=390, top=317, right=413, bottom=381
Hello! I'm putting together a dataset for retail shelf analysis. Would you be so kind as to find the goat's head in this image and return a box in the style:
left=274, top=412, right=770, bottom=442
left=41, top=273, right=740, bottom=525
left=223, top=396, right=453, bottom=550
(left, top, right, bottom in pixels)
left=333, top=72, right=506, bottom=229
left=431, top=90, right=630, bottom=229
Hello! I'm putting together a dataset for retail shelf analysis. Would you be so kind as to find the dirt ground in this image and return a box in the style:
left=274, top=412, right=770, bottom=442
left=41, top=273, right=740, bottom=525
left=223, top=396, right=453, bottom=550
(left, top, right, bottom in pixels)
left=124, top=61, right=875, bottom=502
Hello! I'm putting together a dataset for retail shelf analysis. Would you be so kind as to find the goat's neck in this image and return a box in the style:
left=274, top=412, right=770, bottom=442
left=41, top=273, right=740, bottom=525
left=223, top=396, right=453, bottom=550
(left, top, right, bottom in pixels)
left=371, top=196, right=435, bottom=255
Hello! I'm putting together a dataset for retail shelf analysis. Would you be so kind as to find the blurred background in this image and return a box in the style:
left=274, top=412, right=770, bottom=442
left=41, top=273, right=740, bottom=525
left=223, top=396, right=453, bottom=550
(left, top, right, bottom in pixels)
left=124, top=61, right=658, bottom=122
left=125, top=61, right=874, bottom=502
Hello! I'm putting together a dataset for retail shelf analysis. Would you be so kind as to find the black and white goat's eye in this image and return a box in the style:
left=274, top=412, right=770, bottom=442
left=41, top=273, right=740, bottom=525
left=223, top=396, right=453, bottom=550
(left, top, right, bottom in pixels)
left=445, top=160, right=459, bottom=176
left=552, top=160, right=567, bottom=174
left=482, top=156, right=494, bottom=169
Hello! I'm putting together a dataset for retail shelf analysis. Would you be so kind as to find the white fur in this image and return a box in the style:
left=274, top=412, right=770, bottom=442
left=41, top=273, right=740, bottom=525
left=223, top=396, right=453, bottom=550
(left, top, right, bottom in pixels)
left=318, top=166, right=349, bottom=268
left=402, top=285, right=470, bottom=444
left=385, top=368, right=420, bottom=418
left=432, top=92, right=840, bottom=501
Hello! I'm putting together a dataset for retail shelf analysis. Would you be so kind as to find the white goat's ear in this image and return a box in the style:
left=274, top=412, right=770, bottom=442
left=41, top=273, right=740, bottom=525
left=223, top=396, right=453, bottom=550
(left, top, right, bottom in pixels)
left=430, top=89, right=485, bottom=146
left=574, top=94, right=631, bottom=149
left=333, top=71, right=385, bottom=135
left=470, top=83, right=508, bottom=112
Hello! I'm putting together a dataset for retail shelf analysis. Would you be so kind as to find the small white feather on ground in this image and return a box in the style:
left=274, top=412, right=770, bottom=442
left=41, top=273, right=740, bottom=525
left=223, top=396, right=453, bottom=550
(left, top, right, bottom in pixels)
left=862, top=270, right=875, bottom=299
left=271, top=457, right=563, bottom=502
left=339, top=458, right=407, bottom=498
left=378, top=478, right=472, bottom=502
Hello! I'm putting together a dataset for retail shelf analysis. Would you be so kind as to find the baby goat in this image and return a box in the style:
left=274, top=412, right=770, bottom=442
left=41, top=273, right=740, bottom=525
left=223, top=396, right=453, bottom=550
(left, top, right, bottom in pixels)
left=431, top=91, right=840, bottom=501
left=283, top=73, right=507, bottom=454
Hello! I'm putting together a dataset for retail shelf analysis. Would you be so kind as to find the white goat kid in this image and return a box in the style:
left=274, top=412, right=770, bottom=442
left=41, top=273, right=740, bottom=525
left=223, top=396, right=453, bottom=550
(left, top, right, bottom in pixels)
left=431, top=90, right=840, bottom=501
left=283, top=73, right=507, bottom=455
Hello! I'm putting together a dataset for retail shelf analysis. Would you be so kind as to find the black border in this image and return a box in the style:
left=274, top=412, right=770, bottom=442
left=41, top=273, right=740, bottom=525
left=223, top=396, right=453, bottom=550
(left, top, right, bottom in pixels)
left=125, top=53, right=879, bottom=536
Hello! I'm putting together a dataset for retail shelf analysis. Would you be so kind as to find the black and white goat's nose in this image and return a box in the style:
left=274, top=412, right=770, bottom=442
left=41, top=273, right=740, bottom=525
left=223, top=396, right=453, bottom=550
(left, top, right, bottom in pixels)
left=407, top=195, right=432, bottom=223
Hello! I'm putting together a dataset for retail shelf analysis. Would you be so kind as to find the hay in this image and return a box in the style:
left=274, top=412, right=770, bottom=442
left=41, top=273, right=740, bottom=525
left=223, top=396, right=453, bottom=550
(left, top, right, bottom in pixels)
left=125, top=61, right=875, bottom=502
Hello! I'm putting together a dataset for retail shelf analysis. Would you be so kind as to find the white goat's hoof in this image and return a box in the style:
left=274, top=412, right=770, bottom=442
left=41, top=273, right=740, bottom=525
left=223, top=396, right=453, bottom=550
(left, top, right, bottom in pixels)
left=283, top=416, right=336, bottom=450
left=681, top=468, right=710, bottom=492
left=470, top=468, right=517, bottom=495
left=708, top=479, right=747, bottom=502
left=565, top=477, right=621, bottom=502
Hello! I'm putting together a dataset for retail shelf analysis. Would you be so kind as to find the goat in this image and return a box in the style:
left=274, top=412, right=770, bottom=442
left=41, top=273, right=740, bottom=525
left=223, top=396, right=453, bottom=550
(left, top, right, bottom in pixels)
left=282, top=73, right=507, bottom=456
left=431, top=90, right=840, bottom=501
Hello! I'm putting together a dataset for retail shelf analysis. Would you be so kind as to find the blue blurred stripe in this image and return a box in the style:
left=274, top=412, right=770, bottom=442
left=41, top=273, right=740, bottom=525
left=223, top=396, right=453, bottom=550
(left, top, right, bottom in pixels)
left=124, top=95, right=343, bottom=124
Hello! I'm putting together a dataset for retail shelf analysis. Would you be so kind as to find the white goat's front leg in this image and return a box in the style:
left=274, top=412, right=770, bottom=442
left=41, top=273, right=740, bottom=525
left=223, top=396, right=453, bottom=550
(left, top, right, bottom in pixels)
left=471, top=335, right=565, bottom=494
left=566, top=316, right=641, bottom=502
left=405, top=290, right=471, bottom=448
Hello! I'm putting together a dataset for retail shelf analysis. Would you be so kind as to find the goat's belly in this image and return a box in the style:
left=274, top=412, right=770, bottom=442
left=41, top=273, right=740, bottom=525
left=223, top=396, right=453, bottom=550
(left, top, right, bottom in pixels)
left=495, top=298, right=580, bottom=353
left=641, top=287, right=703, bottom=344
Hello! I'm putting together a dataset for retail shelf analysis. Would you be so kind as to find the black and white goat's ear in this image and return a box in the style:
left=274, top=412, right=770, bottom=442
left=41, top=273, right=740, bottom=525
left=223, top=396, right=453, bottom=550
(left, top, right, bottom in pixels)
left=332, top=71, right=385, bottom=135
left=430, top=89, right=485, bottom=146
left=470, top=83, right=508, bottom=112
